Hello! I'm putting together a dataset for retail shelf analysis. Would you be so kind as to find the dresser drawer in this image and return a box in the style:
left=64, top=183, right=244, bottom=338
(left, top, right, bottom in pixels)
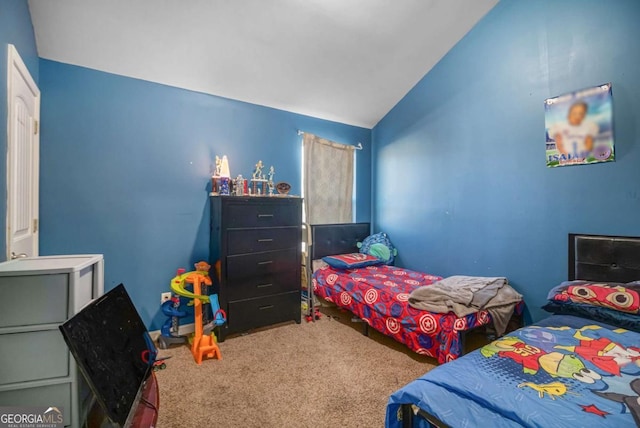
left=227, top=227, right=299, bottom=255
left=0, top=274, right=68, bottom=327
left=226, top=270, right=298, bottom=301
left=0, top=329, right=69, bottom=385
left=227, top=249, right=298, bottom=280
left=224, top=202, right=300, bottom=228
left=227, top=292, right=300, bottom=332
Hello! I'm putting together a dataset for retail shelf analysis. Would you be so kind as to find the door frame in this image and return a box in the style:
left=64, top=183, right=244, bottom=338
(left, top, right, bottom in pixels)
left=6, top=44, right=40, bottom=259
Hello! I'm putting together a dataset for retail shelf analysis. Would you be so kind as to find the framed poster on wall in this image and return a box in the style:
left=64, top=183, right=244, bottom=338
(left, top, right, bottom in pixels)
left=544, top=83, right=614, bottom=167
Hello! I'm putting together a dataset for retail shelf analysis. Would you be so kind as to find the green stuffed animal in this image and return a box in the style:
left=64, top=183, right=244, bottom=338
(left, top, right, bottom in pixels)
left=357, top=232, right=398, bottom=265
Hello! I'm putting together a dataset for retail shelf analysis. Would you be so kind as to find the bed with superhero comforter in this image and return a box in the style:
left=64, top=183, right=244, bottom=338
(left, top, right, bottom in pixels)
left=313, top=264, right=501, bottom=363
left=387, top=233, right=640, bottom=428
left=308, top=223, right=523, bottom=364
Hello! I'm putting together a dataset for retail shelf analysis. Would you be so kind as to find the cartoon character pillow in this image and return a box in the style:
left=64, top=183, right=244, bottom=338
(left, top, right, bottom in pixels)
left=548, top=281, right=640, bottom=314
left=357, top=232, right=397, bottom=265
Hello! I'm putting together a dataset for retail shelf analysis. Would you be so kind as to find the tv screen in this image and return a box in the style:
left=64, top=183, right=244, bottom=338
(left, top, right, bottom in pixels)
left=59, top=284, right=152, bottom=426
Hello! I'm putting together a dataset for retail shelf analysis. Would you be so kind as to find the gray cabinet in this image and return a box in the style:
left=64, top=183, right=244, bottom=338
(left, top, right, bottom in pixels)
left=0, top=255, right=104, bottom=427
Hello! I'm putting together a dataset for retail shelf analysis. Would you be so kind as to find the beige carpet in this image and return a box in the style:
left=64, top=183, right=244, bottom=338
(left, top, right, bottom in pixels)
left=155, top=306, right=436, bottom=428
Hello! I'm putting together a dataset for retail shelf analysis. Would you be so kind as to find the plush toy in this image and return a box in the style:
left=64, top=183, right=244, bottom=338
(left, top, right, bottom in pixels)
left=357, top=232, right=397, bottom=265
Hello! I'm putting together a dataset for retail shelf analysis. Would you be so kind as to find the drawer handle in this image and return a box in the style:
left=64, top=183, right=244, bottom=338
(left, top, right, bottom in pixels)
left=257, top=260, right=273, bottom=266
left=257, top=214, right=274, bottom=218
left=257, top=238, right=274, bottom=243
left=257, top=283, right=273, bottom=288
left=259, top=305, right=274, bottom=310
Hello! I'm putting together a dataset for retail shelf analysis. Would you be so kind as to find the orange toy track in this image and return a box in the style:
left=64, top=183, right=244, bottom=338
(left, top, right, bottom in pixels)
left=180, top=262, right=221, bottom=364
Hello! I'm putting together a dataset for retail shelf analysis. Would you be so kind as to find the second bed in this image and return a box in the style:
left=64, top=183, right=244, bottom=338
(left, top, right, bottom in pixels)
left=309, top=223, right=522, bottom=363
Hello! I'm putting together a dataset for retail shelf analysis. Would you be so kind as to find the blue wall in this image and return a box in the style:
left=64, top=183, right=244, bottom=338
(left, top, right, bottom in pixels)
left=0, top=0, right=39, bottom=261
left=372, top=0, right=640, bottom=322
left=39, top=59, right=371, bottom=329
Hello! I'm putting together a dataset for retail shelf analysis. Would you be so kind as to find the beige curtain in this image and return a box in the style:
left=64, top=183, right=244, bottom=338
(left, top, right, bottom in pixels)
left=303, top=133, right=355, bottom=224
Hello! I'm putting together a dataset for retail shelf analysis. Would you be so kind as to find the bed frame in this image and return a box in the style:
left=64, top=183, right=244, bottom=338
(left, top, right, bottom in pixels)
left=309, top=222, right=372, bottom=331
left=569, top=233, right=640, bottom=281
left=310, top=222, right=371, bottom=260
left=401, top=232, right=640, bottom=428
left=308, top=222, right=521, bottom=349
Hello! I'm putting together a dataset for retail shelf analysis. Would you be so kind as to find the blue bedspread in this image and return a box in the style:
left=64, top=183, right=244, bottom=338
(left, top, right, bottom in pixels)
left=387, top=315, right=640, bottom=427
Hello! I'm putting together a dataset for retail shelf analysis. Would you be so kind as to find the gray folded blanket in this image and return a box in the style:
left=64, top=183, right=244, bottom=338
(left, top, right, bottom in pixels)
left=408, top=276, right=523, bottom=336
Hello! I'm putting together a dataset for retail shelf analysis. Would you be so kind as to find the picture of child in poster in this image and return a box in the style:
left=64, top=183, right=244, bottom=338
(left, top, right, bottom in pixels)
left=545, top=83, right=614, bottom=167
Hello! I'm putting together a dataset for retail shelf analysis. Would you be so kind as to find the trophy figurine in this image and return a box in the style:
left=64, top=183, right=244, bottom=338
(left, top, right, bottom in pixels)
left=211, top=155, right=222, bottom=194
left=214, top=155, right=222, bottom=177
left=251, top=160, right=267, bottom=195
left=252, top=160, right=263, bottom=180
left=267, top=166, right=275, bottom=196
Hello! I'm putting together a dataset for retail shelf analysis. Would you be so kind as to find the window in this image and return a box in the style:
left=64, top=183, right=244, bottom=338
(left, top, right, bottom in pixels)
left=301, top=133, right=356, bottom=225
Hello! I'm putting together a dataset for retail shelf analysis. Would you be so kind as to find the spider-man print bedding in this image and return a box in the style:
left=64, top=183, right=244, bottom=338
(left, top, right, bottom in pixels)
left=312, top=264, right=495, bottom=363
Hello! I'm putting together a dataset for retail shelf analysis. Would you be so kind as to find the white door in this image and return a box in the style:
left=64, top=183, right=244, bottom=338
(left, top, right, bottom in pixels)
left=6, top=44, right=40, bottom=259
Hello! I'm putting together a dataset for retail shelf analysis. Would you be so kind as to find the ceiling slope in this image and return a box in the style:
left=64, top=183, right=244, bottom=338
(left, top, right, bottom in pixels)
left=29, top=0, right=497, bottom=128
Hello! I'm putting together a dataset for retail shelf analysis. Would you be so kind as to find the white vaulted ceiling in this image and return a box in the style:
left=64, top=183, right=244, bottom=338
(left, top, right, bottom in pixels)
left=28, top=0, right=497, bottom=128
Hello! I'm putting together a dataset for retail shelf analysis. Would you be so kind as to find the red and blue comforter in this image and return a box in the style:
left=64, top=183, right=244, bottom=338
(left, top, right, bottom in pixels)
left=313, top=265, right=495, bottom=363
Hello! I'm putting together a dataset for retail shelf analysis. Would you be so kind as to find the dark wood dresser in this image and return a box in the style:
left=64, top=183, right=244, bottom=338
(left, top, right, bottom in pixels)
left=210, top=196, right=302, bottom=341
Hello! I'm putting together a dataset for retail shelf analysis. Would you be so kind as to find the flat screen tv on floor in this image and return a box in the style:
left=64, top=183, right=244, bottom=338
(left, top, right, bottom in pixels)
left=59, top=283, right=152, bottom=427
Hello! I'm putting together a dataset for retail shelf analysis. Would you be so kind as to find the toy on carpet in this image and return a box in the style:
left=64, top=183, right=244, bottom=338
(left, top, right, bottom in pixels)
left=305, top=308, right=322, bottom=322
left=152, top=356, right=172, bottom=371
left=170, top=261, right=227, bottom=364
left=157, top=295, right=188, bottom=349
left=357, top=232, right=397, bottom=265
left=141, top=338, right=171, bottom=371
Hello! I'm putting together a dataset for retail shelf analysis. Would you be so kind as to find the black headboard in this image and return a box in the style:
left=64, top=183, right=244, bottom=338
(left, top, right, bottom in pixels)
left=310, top=223, right=371, bottom=260
left=570, top=233, right=640, bottom=282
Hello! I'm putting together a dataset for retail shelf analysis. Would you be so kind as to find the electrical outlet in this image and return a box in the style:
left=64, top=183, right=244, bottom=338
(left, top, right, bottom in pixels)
left=161, top=292, right=172, bottom=304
